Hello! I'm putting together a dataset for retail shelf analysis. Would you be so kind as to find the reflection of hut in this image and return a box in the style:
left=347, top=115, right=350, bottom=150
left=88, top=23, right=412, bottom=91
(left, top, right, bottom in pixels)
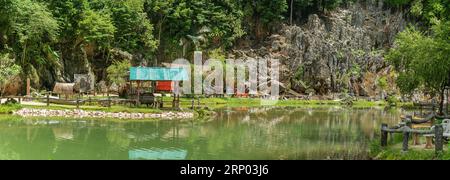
left=53, top=83, right=75, bottom=99
left=52, top=127, right=74, bottom=140
left=128, top=149, right=187, bottom=160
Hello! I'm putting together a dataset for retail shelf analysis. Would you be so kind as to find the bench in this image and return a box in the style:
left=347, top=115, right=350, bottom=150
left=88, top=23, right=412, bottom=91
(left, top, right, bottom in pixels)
left=424, top=119, right=450, bottom=149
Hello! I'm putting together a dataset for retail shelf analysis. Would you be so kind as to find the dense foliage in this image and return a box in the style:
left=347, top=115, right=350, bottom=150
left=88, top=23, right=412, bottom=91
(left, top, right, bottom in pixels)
left=0, top=53, right=21, bottom=96
left=107, top=59, right=131, bottom=88
left=386, top=0, right=450, bottom=114
left=0, top=0, right=448, bottom=98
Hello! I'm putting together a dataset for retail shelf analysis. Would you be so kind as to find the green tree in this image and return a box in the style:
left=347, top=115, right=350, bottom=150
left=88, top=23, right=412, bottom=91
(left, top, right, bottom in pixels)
left=107, top=60, right=131, bottom=88
left=386, top=22, right=450, bottom=114
left=107, top=0, right=157, bottom=57
left=409, top=0, right=449, bottom=25
left=240, top=0, right=288, bottom=41
left=0, top=0, right=59, bottom=88
left=145, top=0, right=245, bottom=61
left=386, top=0, right=449, bottom=114
left=77, top=9, right=115, bottom=49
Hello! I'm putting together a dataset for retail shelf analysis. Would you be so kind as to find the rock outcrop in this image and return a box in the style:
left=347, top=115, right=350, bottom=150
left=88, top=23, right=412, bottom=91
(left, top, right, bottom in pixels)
left=233, top=1, right=406, bottom=98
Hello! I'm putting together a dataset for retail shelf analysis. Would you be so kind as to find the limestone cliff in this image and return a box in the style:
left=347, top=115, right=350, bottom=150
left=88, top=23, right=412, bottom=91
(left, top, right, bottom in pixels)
left=233, top=1, right=408, bottom=98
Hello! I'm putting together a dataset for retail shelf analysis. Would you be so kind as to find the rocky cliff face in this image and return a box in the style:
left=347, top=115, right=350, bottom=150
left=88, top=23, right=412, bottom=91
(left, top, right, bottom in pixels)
left=233, top=1, right=407, bottom=98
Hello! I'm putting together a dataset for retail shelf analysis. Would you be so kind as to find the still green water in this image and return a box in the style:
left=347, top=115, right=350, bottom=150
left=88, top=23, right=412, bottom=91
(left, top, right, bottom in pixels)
left=0, top=107, right=401, bottom=160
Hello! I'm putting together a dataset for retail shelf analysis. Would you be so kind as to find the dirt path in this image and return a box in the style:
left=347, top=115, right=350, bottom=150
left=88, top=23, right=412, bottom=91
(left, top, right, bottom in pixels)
left=0, top=98, right=46, bottom=106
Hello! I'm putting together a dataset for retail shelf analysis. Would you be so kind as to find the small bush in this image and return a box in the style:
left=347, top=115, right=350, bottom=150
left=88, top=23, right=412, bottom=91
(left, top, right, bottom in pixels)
left=0, top=104, right=22, bottom=114
left=386, top=96, right=399, bottom=106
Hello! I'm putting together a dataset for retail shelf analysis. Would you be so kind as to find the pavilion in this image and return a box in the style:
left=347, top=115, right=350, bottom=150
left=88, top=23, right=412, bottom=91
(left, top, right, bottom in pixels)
left=128, top=67, right=189, bottom=108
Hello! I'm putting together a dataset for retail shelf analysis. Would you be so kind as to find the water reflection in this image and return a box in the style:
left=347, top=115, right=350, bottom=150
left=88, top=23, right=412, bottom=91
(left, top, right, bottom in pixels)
left=129, top=149, right=187, bottom=160
left=0, top=107, right=401, bottom=160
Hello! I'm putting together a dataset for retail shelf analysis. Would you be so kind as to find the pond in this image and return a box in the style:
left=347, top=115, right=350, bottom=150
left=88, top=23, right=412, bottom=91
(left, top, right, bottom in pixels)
left=0, top=107, right=402, bottom=160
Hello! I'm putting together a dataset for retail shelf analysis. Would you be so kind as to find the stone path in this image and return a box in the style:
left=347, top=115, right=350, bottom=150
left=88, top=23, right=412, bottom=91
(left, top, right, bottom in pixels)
left=13, top=108, right=194, bottom=120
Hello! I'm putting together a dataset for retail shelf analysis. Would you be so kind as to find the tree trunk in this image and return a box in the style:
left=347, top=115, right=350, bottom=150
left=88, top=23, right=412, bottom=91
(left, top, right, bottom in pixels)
left=439, top=86, right=445, bottom=115
left=21, top=41, right=27, bottom=65
left=157, top=17, right=164, bottom=66
left=290, top=0, right=294, bottom=25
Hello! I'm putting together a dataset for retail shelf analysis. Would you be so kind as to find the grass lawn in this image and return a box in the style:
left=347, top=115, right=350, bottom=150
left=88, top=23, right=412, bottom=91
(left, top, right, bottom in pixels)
left=369, top=138, right=450, bottom=160
left=0, top=104, right=23, bottom=114
left=370, top=146, right=450, bottom=160
left=169, top=97, right=391, bottom=108
left=0, top=97, right=406, bottom=116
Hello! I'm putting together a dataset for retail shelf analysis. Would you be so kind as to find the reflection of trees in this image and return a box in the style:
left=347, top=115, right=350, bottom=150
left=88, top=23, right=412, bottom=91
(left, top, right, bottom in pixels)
left=191, top=107, right=403, bottom=159
left=0, top=142, right=20, bottom=160
left=0, top=121, right=56, bottom=160
left=0, top=130, right=20, bottom=160
left=106, top=127, right=130, bottom=149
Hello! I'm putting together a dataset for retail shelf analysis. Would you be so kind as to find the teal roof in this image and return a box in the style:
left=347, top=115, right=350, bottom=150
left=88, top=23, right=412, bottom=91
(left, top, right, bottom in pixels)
left=129, top=67, right=189, bottom=81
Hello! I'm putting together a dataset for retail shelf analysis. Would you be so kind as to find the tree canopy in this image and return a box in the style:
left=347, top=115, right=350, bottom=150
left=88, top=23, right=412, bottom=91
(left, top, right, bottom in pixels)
left=0, top=0, right=448, bottom=98
left=386, top=0, right=450, bottom=114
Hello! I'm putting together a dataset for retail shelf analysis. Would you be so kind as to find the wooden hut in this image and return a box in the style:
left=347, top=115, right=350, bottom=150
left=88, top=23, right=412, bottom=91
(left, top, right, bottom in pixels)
left=128, top=67, right=189, bottom=107
left=53, top=83, right=75, bottom=99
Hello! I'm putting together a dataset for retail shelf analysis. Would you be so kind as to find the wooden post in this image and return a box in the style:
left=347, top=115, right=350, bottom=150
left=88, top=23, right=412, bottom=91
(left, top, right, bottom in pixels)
left=172, top=94, right=176, bottom=108
left=191, top=98, right=195, bottom=109
left=177, top=95, right=180, bottom=109
left=402, top=129, right=410, bottom=152
left=76, top=93, right=80, bottom=109
left=130, top=81, right=133, bottom=95
left=106, top=86, right=111, bottom=108
left=435, top=124, right=443, bottom=153
left=137, top=81, right=141, bottom=106
left=108, top=94, right=111, bottom=107
left=46, top=92, right=50, bottom=106
left=381, top=124, right=388, bottom=147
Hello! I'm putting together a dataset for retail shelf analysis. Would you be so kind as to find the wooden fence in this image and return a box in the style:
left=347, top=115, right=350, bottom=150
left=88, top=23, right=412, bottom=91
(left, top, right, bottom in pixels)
left=381, top=123, right=444, bottom=153
left=1, top=92, right=211, bottom=110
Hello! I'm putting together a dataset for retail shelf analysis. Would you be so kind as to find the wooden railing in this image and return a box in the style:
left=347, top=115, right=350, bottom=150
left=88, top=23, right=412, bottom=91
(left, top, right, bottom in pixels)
left=381, top=123, right=444, bottom=153
left=1, top=93, right=206, bottom=110
left=0, top=92, right=113, bottom=108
